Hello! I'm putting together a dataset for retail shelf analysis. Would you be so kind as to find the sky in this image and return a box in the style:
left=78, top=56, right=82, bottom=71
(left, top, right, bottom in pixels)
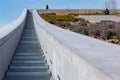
left=0, top=0, right=120, bottom=26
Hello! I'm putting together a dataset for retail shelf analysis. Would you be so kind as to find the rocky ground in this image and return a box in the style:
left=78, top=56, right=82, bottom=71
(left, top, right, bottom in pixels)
left=38, top=10, right=120, bottom=45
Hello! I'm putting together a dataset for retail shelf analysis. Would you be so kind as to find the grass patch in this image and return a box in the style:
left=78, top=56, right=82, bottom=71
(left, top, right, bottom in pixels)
left=41, top=14, right=75, bottom=22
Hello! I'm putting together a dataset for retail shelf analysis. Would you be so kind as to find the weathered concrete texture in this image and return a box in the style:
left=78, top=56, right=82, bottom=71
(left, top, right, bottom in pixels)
left=0, top=9, right=27, bottom=80
left=79, top=15, right=120, bottom=22
left=33, top=10, right=120, bottom=80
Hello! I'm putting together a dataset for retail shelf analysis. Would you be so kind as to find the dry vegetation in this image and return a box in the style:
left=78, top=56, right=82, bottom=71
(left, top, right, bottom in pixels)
left=38, top=9, right=120, bottom=45
left=38, top=9, right=104, bottom=15
left=41, top=14, right=75, bottom=22
left=38, top=9, right=120, bottom=15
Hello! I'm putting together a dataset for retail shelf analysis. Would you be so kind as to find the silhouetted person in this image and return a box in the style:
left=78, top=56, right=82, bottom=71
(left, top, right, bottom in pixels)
left=46, top=4, right=49, bottom=10
left=104, top=8, right=110, bottom=15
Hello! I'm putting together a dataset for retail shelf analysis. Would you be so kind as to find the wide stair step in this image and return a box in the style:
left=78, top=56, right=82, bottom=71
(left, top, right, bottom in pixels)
left=11, top=60, right=47, bottom=66
left=21, top=37, right=38, bottom=41
left=14, top=52, right=44, bottom=56
left=16, top=48, right=42, bottom=53
left=13, top=56, right=44, bottom=59
left=18, top=43, right=41, bottom=48
left=8, top=65, right=49, bottom=72
left=4, top=72, right=51, bottom=80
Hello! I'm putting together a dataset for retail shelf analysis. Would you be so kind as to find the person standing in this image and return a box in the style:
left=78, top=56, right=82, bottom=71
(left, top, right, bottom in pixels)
left=46, top=4, right=49, bottom=10
left=104, top=8, right=110, bottom=15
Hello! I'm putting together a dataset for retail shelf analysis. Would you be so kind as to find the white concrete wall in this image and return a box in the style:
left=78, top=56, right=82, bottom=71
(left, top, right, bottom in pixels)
left=0, top=9, right=27, bottom=80
left=33, top=10, right=120, bottom=80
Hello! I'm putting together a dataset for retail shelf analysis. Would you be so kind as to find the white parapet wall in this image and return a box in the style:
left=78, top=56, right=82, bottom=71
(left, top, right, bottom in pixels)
left=0, top=9, right=27, bottom=80
left=33, top=10, right=120, bottom=80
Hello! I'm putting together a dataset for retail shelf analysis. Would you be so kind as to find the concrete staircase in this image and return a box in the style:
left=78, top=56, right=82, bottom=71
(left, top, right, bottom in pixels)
left=3, top=11, right=51, bottom=80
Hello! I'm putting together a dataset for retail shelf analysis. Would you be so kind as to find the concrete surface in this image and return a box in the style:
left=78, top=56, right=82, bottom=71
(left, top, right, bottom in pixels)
left=1, top=9, right=120, bottom=80
left=33, top=10, right=120, bottom=80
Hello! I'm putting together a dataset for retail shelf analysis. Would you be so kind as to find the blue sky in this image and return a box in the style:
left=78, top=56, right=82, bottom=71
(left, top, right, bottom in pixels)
left=0, top=0, right=120, bottom=26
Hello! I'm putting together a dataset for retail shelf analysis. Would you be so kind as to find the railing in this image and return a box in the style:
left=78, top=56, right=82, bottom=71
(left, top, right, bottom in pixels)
left=33, top=10, right=120, bottom=80
left=0, top=9, right=27, bottom=80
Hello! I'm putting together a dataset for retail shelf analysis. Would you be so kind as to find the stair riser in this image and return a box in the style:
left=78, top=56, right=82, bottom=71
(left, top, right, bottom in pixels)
left=16, top=50, right=42, bottom=53
left=20, top=41, right=39, bottom=43
left=13, top=57, right=45, bottom=60
left=16, top=47, right=42, bottom=51
left=18, top=45, right=40, bottom=47
left=4, top=76, right=50, bottom=80
left=16, top=46, right=41, bottom=49
left=22, top=30, right=36, bottom=33
left=21, top=38, right=38, bottom=41
left=24, top=27, right=34, bottom=29
left=12, top=59, right=45, bottom=61
left=12, top=60, right=46, bottom=63
left=22, top=31, right=35, bottom=34
left=13, top=56, right=45, bottom=59
left=18, top=44, right=41, bottom=48
left=11, top=63, right=47, bottom=66
left=18, top=42, right=40, bottom=45
left=22, top=35, right=36, bottom=37
left=15, top=52, right=43, bottom=54
left=14, top=54, right=44, bottom=56
left=13, top=55, right=44, bottom=58
left=8, top=69, right=48, bottom=72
